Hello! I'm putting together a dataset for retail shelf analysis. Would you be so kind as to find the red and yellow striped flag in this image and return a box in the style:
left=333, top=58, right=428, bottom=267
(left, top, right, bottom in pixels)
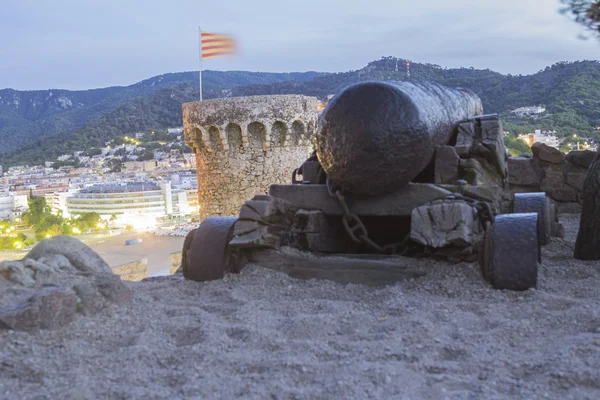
left=201, top=32, right=236, bottom=60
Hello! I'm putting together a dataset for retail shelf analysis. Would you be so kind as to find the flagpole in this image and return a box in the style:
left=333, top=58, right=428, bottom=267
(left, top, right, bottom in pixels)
left=198, top=26, right=203, bottom=102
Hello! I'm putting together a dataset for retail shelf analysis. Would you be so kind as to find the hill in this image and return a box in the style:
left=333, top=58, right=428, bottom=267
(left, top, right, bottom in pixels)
left=232, top=58, right=600, bottom=140
left=2, top=59, right=600, bottom=167
left=0, top=70, right=323, bottom=155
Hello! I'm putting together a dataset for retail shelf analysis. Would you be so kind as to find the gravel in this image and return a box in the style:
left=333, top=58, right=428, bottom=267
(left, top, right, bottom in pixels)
left=1, top=214, right=599, bottom=400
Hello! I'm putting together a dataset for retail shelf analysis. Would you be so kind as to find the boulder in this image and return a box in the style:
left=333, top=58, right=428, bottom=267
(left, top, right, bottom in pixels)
left=26, top=235, right=111, bottom=274
left=0, top=237, right=131, bottom=331
left=507, top=157, right=543, bottom=187
left=531, top=142, right=565, bottom=164
left=565, top=150, right=597, bottom=168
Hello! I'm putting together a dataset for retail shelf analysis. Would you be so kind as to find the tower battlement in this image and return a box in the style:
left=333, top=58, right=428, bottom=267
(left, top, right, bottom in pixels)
left=182, top=95, right=320, bottom=219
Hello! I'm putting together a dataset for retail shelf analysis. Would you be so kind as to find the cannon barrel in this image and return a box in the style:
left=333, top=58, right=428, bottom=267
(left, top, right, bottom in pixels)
left=316, top=81, right=483, bottom=196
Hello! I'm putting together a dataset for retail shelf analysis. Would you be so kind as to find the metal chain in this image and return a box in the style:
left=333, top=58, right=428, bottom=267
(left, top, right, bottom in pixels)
left=326, top=178, right=410, bottom=255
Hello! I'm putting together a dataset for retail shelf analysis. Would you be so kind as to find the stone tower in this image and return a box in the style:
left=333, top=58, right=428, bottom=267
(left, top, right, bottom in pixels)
left=183, top=95, right=321, bottom=219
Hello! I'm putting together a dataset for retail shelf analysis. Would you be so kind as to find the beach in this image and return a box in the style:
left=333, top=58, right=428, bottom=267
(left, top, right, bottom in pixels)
left=0, top=213, right=599, bottom=399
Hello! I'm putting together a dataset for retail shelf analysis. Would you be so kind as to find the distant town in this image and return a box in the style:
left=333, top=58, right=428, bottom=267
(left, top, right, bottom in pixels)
left=0, top=127, right=198, bottom=249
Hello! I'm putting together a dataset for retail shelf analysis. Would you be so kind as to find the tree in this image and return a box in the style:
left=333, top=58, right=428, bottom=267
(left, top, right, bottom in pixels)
left=23, top=197, right=50, bottom=227
left=561, top=1, right=600, bottom=38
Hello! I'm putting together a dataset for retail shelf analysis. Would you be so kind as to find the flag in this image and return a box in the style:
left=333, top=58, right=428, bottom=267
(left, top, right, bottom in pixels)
left=201, top=32, right=236, bottom=60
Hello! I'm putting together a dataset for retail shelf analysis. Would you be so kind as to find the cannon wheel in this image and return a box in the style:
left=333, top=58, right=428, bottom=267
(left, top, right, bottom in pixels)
left=480, top=213, right=539, bottom=291
left=184, top=216, right=238, bottom=282
left=513, top=192, right=551, bottom=247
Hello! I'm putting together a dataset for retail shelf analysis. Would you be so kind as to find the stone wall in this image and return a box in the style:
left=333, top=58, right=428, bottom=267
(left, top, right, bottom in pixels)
left=183, top=95, right=320, bottom=219
left=508, top=144, right=597, bottom=213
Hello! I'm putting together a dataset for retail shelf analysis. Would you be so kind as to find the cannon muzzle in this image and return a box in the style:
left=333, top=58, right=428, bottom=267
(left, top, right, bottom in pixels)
left=316, top=81, right=483, bottom=196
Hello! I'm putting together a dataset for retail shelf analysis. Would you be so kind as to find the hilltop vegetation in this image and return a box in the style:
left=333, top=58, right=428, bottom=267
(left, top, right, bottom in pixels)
left=0, top=71, right=323, bottom=155
left=1, top=58, right=599, bottom=167
left=233, top=58, right=600, bottom=140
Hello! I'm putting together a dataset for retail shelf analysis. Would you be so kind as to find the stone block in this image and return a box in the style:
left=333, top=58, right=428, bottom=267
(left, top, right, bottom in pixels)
left=532, top=142, right=565, bottom=164
left=434, top=146, right=460, bottom=184
left=410, top=200, right=482, bottom=249
left=459, top=158, right=502, bottom=186
left=564, top=164, right=588, bottom=192
left=557, top=202, right=582, bottom=214
left=456, top=121, right=476, bottom=147
left=507, top=157, right=543, bottom=187
left=565, top=150, right=597, bottom=168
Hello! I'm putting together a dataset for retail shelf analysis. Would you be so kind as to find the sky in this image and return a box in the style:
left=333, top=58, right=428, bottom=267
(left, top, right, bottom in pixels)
left=1, top=0, right=599, bottom=90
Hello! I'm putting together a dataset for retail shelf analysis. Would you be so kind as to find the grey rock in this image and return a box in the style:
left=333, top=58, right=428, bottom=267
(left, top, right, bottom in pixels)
left=411, top=200, right=482, bottom=249
left=1, top=237, right=132, bottom=331
left=434, top=146, right=460, bottom=184
left=36, top=254, right=74, bottom=271
left=72, top=283, right=107, bottom=315
left=0, top=261, right=36, bottom=287
left=26, top=235, right=111, bottom=274
left=0, top=286, right=78, bottom=331
left=565, top=150, right=597, bottom=168
left=507, top=157, right=543, bottom=187
left=557, top=202, right=582, bottom=214
left=93, top=273, right=133, bottom=305
left=532, top=142, right=565, bottom=164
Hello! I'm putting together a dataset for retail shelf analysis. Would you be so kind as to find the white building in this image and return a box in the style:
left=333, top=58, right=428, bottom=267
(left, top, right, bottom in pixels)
left=65, top=181, right=190, bottom=230
left=0, top=192, right=28, bottom=221
left=511, top=106, right=546, bottom=117
left=51, top=189, right=80, bottom=217
left=167, top=127, right=184, bottom=134
left=57, top=154, right=73, bottom=162
left=518, top=130, right=560, bottom=149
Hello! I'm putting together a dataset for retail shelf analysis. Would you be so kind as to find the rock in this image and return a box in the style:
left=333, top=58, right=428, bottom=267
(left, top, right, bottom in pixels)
left=26, top=235, right=111, bottom=274
left=478, top=118, right=508, bottom=178
left=411, top=200, right=482, bottom=249
left=507, top=157, right=543, bottom=187
left=0, top=286, right=78, bottom=331
left=565, top=150, right=597, bottom=168
left=456, top=121, right=476, bottom=148
left=557, top=202, right=582, bottom=214
left=0, top=236, right=132, bottom=331
left=93, top=273, right=133, bottom=304
left=574, top=152, right=600, bottom=259
left=564, top=163, right=589, bottom=192
left=0, top=261, right=36, bottom=287
left=459, top=158, right=502, bottom=186
left=540, top=164, right=578, bottom=202
left=72, top=283, right=107, bottom=315
left=434, top=146, right=460, bottom=184
left=531, top=143, right=565, bottom=164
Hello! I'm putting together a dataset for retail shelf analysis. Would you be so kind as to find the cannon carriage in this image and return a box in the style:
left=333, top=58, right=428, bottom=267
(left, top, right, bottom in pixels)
left=182, top=81, right=561, bottom=291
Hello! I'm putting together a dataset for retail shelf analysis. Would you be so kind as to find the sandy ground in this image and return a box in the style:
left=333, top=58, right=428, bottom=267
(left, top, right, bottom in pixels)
left=84, top=232, right=183, bottom=275
left=1, top=214, right=599, bottom=399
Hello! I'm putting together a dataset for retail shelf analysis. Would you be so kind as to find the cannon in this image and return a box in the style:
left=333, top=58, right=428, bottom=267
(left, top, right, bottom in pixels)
left=316, top=81, right=483, bottom=196
left=183, top=81, right=561, bottom=291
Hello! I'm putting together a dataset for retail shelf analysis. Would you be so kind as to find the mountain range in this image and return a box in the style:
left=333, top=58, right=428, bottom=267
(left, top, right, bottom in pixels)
left=1, top=58, right=599, bottom=167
